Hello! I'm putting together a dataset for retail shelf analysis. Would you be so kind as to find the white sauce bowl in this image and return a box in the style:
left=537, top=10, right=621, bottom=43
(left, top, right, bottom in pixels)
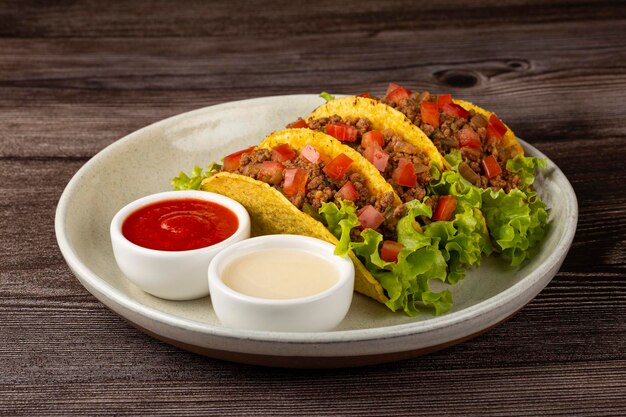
left=208, top=235, right=355, bottom=332
left=110, top=190, right=250, bottom=300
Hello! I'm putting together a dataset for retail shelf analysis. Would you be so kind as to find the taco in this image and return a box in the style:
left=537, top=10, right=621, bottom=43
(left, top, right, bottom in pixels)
left=201, top=128, right=401, bottom=304
left=301, top=99, right=492, bottom=279
left=377, top=84, right=524, bottom=192
left=174, top=128, right=461, bottom=315
left=306, top=86, right=548, bottom=265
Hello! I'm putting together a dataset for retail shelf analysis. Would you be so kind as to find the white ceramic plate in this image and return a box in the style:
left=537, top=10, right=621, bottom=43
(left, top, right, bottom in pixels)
left=55, top=95, right=577, bottom=367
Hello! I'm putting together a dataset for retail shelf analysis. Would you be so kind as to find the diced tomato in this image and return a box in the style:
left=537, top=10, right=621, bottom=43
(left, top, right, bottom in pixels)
left=363, top=144, right=389, bottom=173
left=381, top=240, right=403, bottom=263
left=384, top=83, right=412, bottom=105
left=456, top=126, right=481, bottom=148
left=392, top=158, right=417, bottom=188
left=325, top=123, right=358, bottom=142
left=385, top=83, right=403, bottom=96
left=337, top=181, right=359, bottom=201
left=301, top=144, right=320, bottom=163
left=271, top=143, right=296, bottom=162
left=420, top=101, right=440, bottom=128
left=357, top=205, right=385, bottom=230
left=436, top=94, right=453, bottom=109
left=432, top=195, right=457, bottom=222
left=357, top=92, right=373, bottom=99
left=257, top=161, right=284, bottom=185
left=481, top=155, right=502, bottom=179
left=323, top=153, right=353, bottom=180
left=486, top=114, right=508, bottom=142
left=442, top=102, right=470, bottom=118
left=361, top=130, right=384, bottom=148
left=222, top=146, right=255, bottom=172
left=283, top=168, right=308, bottom=196
left=286, top=118, right=309, bottom=129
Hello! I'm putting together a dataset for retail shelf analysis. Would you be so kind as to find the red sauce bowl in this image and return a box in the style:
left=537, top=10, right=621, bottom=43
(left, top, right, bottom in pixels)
left=110, top=191, right=250, bottom=300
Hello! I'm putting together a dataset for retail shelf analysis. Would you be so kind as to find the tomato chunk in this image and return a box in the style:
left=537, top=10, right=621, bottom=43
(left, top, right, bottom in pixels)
left=323, top=153, right=353, bottom=180
left=357, top=205, right=385, bottom=230
left=420, top=101, right=440, bottom=128
left=283, top=168, right=308, bottom=196
left=486, top=114, right=508, bottom=142
left=363, top=144, right=389, bottom=173
left=442, top=103, right=470, bottom=118
left=481, top=155, right=502, bottom=179
left=437, top=94, right=453, bottom=109
left=286, top=118, right=309, bottom=129
left=258, top=161, right=284, bottom=185
left=361, top=130, right=385, bottom=148
left=337, top=181, right=359, bottom=201
left=392, top=158, right=417, bottom=188
left=300, top=144, right=320, bottom=163
left=384, top=83, right=412, bottom=104
left=381, top=240, right=403, bottom=263
left=432, top=196, right=457, bottom=222
left=456, top=126, right=481, bottom=148
left=222, top=146, right=255, bottom=172
left=272, top=143, right=296, bottom=162
left=325, top=123, right=358, bottom=142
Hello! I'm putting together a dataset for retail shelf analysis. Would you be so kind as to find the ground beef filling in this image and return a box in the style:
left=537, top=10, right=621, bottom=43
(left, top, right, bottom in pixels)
left=381, top=92, right=521, bottom=193
left=234, top=146, right=396, bottom=235
left=307, top=116, right=432, bottom=203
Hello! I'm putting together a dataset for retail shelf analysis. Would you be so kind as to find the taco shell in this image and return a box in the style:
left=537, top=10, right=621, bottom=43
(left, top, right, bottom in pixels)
left=201, top=172, right=389, bottom=304
left=258, top=128, right=402, bottom=207
left=306, top=96, right=448, bottom=170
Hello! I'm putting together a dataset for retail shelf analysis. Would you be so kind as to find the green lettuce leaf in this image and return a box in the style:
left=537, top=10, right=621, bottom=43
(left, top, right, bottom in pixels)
left=426, top=162, right=493, bottom=283
left=442, top=151, right=549, bottom=267
left=319, top=199, right=360, bottom=255
left=319, top=92, right=335, bottom=102
left=481, top=187, right=548, bottom=266
left=319, top=199, right=450, bottom=316
left=444, top=149, right=464, bottom=170
left=480, top=155, right=549, bottom=265
left=171, top=163, right=221, bottom=190
left=507, top=155, right=548, bottom=190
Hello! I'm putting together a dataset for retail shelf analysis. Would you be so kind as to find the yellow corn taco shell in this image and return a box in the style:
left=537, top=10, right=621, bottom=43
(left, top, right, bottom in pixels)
left=201, top=128, right=404, bottom=304
left=452, top=99, right=524, bottom=158
left=258, top=128, right=402, bottom=207
left=306, top=96, right=448, bottom=171
left=201, top=172, right=389, bottom=304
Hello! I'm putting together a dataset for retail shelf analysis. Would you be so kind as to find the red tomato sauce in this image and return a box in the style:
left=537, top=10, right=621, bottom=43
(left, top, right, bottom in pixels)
left=122, top=198, right=238, bottom=251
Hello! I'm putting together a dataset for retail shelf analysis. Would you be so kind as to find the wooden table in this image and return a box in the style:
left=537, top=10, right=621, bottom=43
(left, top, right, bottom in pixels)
left=2, top=1, right=625, bottom=415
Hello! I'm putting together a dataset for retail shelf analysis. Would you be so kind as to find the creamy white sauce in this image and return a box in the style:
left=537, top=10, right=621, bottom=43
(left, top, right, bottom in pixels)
left=221, top=249, right=339, bottom=299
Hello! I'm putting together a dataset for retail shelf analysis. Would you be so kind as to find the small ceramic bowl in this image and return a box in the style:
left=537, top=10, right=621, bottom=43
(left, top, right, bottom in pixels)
left=110, top=190, right=250, bottom=300
left=208, top=235, right=355, bottom=332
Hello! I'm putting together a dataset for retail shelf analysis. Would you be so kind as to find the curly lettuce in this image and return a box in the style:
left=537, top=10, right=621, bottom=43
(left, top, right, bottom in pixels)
left=319, top=199, right=450, bottom=316
left=481, top=187, right=548, bottom=266
left=319, top=92, right=335, bottom=102
left=171, top=163, right=221, bottom=190
left=443, top=150, right=549, bottom=266
left=318, top=200, right=360, bottom=255
left=427, top=162, right=493, bottom=284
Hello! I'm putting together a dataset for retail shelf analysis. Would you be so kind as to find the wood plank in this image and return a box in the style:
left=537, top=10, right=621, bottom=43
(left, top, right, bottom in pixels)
left=1, top=20, right=625, bottom=157
left=1, top=362, right=625, bottom=415
left=0, top=0, right=624, bottom=37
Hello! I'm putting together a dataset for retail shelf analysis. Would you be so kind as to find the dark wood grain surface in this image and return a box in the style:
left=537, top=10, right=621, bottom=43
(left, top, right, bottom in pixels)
left=1, top=1, right=625, bottom=415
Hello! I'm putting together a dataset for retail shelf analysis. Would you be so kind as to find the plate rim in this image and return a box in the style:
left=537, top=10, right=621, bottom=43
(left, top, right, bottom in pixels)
left=55, top=94, right=578, bottom=347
